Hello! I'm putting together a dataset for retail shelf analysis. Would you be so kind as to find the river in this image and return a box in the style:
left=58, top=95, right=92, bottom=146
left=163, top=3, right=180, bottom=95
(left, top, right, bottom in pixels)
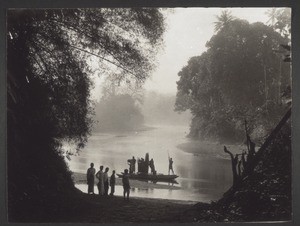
left=67, top=125, right=233, bottom=203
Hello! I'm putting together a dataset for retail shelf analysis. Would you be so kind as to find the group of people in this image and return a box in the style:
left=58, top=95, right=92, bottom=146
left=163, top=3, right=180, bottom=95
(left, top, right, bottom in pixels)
left=129, top=154, right=156, bottom=174
left=127, top=153, right=175, bottom=175
left=86, top=163, right=131, bottom=200
left=86, top=154, right=175, bottom=200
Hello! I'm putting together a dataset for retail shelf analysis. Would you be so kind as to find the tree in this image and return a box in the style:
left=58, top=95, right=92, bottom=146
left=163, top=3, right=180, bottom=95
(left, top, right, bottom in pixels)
left=266, top=8, right=291, bottom=40
left=214, top=10, right=235, bottom=32
left=175, top=16, right=291, bottom=143
left=7, top=8, right=165, bottom=220
left=265, top=8, right=278, bottom=27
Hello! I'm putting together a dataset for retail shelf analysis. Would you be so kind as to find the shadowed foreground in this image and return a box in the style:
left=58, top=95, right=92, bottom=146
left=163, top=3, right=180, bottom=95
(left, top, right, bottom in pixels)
left=11, top=189, right=192, bottom=223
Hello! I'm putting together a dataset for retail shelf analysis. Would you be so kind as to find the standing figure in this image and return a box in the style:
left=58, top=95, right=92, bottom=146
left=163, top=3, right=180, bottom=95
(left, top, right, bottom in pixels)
left=104, top=167, right=109, bottom=196
left=110, top=170, right=116, bottom=196
left=132, top=156, right=136, bottom=173
left=96, top=166, right=104, bottom=196
left=145, top=153, right=149, bottom=173
left=149, top=158, right=156, bottom=174
left=86, top=163, right=96, bottom=194
left=122, top=169, right=130, bottom=200
left=168, top=157, right=174, bottom=175
left=138, top=158, right=145, bottom=173
left=127, top=158, right=133, bottom=174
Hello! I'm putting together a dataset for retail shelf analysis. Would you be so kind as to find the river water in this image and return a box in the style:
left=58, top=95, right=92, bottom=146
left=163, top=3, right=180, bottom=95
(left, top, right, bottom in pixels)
left=67, top=125, right=233, bottom=203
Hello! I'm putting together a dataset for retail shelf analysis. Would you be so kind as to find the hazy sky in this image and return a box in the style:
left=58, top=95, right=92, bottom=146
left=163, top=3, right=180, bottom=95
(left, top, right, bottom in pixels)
left=143, top=7, right=274, bottom=95
left=91, top=7, right=284, bottom=99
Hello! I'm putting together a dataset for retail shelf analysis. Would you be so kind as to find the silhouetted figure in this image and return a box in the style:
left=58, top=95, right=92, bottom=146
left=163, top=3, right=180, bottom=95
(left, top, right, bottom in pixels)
left=145, top=153, right=149, bottom=173
left=104, top=167, right=109, bottom=196
left=149, top=158, right=156, bottom=174
left=138, top=158, right=144, bottom=173
left=86, top=163, right=96, bottom=194
left=127, top=158, right=133, bottom=174
left=122, top=169, right=130, bottom=200
left=132, top=156, right=136, bottom=173
left=110, top=170, right=116, bottom=196
left=96, top=165, right=104, bottom=195
left=168, top=157, right=174, bottom=175
left=128, top=156, right=136, bottom=174
left=137, top=158, right=141, bottom=173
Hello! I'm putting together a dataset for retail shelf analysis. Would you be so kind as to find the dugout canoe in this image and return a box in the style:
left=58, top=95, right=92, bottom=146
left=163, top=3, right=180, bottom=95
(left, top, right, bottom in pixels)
left=117, top=173, right=178, bottom=181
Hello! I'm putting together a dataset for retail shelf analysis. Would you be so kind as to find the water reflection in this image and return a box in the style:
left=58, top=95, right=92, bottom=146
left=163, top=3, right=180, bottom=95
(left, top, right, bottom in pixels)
left=68, top=125, right=233, bottom=202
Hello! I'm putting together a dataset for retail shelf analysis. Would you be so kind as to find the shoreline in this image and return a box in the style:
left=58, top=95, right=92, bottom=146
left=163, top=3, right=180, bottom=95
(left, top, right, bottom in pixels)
left=72, top=172, right=201, bottom=205
left=91, top=124, right=156, bottom=134
left=72, top=172, right=181, bottom=190
left=85, top=193, right=198, bottom=205
left=177, top=140, right=245, bottom=159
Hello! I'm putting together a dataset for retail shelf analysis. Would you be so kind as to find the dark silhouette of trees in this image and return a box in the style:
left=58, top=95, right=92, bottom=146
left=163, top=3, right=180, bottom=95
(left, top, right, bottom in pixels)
left=175, top=14, right=291, bottom=143
left=7, top=8, right=165, bottom=221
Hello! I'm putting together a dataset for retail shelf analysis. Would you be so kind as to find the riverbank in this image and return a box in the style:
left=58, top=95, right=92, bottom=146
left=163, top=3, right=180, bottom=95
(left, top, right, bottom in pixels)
left=72, top=172, right=181, bottom=190
left=12, top=188, right=194, bottom=223
left=179, top=125, right=292, bottom=222
left=177, top=140, right=245, bottom=159
left=92, top=124, right=156, bottom=134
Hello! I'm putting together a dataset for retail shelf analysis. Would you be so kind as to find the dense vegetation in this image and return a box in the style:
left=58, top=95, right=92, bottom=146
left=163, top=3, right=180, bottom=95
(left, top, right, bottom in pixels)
left=7, top=8, right=165, bottom=221
left=175, top=9, right=291, bottom=143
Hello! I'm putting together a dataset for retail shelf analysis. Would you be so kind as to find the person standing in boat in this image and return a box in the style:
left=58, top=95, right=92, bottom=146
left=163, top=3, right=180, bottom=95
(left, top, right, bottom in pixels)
left=86, top=163, right=96, bottom=194
left=139, top=158, right=145, bottom=173
left=149, top=158, right=156, bottom=174
left=132, top=156, right=136, bottom=173
left=127, top=158, right=134, bottom=174
left=96, top=165, right=104, bottom=196
left=168, top=157, right=174, bottom=175
left=109, top=170, right=116, bottom=196
left=104, top=167, right=109, bottom=196
left=122, top=169, right=130, bottom=200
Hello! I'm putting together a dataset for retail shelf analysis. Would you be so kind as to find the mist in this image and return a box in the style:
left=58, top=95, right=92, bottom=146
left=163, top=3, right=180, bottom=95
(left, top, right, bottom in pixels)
left=141, top=91, right=191, bottom=126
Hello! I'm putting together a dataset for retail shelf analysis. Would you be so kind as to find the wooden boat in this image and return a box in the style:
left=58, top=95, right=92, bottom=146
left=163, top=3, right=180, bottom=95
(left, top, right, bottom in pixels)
left=117, top=173, right=178, bottom=181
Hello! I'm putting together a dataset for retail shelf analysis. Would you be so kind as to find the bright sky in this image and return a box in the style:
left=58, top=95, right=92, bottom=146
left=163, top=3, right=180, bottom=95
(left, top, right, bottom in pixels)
left=143, top=7, right=275, bottom=95
left=91, top=7, right=288, bottom=99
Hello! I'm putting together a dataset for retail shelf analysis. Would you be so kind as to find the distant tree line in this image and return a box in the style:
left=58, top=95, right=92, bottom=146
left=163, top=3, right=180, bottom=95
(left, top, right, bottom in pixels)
left=175, top=9, right=291, bottom=143
left=93, top=93, right=144, bottom=132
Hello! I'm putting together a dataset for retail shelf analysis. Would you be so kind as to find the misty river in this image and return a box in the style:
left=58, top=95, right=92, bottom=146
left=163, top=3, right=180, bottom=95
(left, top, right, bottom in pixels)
left=67, top=125, right=233, bottom=203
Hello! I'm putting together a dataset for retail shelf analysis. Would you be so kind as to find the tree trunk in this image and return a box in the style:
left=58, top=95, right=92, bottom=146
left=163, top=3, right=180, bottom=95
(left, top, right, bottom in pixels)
left=224, top=146, right=240, bottom=188
left=244, top=107, right=291, bottom=176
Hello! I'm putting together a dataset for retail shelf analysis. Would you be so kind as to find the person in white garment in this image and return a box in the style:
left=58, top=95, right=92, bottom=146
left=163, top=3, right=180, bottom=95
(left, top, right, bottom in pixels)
left=96, top=165, right=104, bottom=196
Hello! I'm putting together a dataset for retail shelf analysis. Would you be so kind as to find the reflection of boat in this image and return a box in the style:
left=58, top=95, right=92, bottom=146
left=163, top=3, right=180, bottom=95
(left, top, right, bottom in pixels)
left=117, top=173, right=178, bottom=181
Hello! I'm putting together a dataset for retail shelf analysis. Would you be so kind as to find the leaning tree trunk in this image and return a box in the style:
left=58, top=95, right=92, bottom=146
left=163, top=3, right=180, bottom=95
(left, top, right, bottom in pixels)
left=244, top=107, right=291, bottom=177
